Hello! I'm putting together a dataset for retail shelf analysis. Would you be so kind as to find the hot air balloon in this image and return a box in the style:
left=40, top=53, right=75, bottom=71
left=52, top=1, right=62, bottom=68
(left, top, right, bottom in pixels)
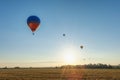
left=27, top=15, right=40, bottom=35
left=63, top=34, right=65, bottom=36
left=80, top=45, right=83, bottom=49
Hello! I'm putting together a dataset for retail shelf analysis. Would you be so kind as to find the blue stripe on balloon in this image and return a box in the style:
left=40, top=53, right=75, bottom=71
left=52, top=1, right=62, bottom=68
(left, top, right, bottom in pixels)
left=27, top=16, right=40, bottom=24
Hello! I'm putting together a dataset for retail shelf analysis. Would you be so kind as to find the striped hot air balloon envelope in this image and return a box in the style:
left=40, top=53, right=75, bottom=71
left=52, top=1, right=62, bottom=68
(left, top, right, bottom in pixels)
left=27, top=15, right=41, bottom=35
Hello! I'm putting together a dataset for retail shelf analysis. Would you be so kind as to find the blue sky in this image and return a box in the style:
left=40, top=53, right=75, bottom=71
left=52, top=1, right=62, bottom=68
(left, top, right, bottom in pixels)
left=0, top=0, right=120, bottom=67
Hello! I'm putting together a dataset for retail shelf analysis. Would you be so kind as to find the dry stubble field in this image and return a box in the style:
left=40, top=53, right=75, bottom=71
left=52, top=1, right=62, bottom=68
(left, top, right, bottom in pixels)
left=0, top=68, right=120, bottom=80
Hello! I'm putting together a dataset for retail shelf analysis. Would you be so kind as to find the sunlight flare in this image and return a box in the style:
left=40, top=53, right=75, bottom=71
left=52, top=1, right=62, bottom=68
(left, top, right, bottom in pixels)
left=62, top=46, right=78, bottom=65
left=64, top=53, right=76, bottom=64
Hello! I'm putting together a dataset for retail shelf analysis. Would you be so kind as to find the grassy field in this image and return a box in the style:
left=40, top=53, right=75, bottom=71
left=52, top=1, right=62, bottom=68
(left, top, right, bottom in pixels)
left=0, top=68, right=120, bottom=80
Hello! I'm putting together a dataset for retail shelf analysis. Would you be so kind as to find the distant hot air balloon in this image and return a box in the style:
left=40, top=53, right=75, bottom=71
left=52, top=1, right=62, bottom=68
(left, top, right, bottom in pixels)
left=63, top=34, right=65, bottom=36
left=80, top=45, right=83, bottom=49
left=27, top=15, right=40, bottom=35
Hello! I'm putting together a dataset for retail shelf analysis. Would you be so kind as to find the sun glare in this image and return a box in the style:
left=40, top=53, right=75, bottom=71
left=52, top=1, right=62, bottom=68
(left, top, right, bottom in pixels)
left=63, top=46, right=78, bottom=65
left=64, top=53, right=76, bottom=64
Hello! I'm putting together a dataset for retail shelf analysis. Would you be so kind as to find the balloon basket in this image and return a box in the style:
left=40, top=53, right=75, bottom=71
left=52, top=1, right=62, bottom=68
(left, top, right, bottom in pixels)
left=32, top=33, right=35, bottom=35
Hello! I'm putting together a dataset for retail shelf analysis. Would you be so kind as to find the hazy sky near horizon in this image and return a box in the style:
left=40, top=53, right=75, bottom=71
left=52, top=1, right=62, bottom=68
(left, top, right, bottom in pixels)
left=0, top=0, right=120, bottom=67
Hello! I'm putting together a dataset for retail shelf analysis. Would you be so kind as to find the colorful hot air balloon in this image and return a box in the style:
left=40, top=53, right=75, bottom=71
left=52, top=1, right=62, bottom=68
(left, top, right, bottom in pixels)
left=27, top=15, right=40, bottom=35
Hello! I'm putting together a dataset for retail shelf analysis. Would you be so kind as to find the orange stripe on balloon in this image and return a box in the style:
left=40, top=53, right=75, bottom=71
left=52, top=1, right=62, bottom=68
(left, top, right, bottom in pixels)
left=28, top=22, right=40, bottom=32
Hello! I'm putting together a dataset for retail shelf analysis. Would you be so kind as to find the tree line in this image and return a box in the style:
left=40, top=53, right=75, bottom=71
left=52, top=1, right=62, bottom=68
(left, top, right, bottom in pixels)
left=1, top=63, right=120, bottom=69
left=61, top=63, right=120, bottom=69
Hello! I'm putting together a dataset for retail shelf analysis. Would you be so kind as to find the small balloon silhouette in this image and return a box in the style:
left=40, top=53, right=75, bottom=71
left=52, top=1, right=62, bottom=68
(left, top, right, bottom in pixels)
left=80, top=45, right=83, bottom=49
left=63, top=34, right=65, bottom=36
